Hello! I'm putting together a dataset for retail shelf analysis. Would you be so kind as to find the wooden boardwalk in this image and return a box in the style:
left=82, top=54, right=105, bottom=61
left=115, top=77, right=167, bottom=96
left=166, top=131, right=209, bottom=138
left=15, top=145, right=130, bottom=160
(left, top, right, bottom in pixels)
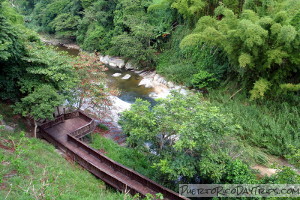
left=45, top=117, right=89, bottom=141
left=39, top=111, right=188, bottom=200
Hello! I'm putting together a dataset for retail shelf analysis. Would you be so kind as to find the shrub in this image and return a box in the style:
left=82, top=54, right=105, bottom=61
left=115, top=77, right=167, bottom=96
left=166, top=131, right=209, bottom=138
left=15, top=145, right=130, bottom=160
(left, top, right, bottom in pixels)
left=191, top=70, right=218, bottom=89
left=285, top=145, right=300, bottom=169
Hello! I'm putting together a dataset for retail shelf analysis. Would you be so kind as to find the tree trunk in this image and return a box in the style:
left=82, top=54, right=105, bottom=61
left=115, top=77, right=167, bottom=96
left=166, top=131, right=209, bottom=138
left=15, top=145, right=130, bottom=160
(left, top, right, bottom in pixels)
left=78, top=97, right=83, bottom=110
left=57, top=106, right=60, bottom=116
left=34, top=120, right=37, bottom=138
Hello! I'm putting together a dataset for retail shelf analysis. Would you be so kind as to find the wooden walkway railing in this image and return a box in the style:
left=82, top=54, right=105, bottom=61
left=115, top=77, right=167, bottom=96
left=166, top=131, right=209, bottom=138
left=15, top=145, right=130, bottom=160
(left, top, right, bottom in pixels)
left=39, top=111, right=188, bottom=200
left=69, top=120, right=96, bottom=138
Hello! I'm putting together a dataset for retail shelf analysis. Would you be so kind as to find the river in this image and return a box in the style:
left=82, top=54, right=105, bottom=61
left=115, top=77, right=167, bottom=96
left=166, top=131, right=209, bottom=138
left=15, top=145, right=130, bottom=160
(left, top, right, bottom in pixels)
left=54, top=45, right=156, bottom=105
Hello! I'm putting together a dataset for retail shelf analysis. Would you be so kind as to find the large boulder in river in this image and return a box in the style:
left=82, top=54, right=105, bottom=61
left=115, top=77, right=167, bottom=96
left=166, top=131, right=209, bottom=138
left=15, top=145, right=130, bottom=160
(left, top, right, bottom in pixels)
left=108, top=57, right=125, bottom=68
left=121, top=74, right=131, bottom=80
left=167, top=81, right=175, bottom=88
left=4, top=125, right=15, bottom=132
left=139, top=78, right=153, bottom=88
left=100, top=55, right=110, bottom=64
left=108, top=96, right=131, bottom=122
left=100, top=55, right=125, bottom=68
left=112, top=73, right=122, bottom=77
left=125, top=62, right=135, bottom=70
left=153, top=74, right=160, bottom=82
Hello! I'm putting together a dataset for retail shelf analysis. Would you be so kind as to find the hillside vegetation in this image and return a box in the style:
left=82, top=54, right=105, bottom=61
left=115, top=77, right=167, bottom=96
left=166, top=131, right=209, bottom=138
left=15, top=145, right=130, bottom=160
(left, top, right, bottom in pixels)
left=13, top=0, right=300, bottom=162
left=15, top=0, right=300, bottom=99
left=1, top=0, right=299, bottom=198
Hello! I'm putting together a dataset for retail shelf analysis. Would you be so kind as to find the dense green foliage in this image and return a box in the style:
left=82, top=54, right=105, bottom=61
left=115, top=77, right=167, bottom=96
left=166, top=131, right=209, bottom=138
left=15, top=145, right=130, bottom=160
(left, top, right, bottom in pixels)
left=17, top=0, right=299, bottom=99
left=0, top=0, right=112, bottom=127
left=120, top=93, right=300, bottom=189
left=3, top=0, right=300, bottom=197
left=181, top=2, right=300, bottom=99
left=0, top=0, right=80, bottom=124
left=210, top=91, right=300, bottom=157
left=156, top=25, right=229, bottom=88
left=120, top=92, right=246, bottom=183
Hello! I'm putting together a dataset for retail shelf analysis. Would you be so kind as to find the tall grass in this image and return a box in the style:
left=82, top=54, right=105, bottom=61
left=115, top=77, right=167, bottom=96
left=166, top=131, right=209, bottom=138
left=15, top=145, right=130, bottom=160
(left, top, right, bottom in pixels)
left=209, top=91, right=300, bottom=157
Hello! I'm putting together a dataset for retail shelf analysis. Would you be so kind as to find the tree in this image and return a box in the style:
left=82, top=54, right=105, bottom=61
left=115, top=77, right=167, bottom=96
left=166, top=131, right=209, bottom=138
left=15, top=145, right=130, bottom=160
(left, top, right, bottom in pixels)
left=120, top=92, right=246, bottom=183
left=49, top=13, right=80, bottom=38
left=1, top=0, right=78, bottom=137
left=72, top=52, right=118, bottom=118
left=170, top=0, right=206, bottom=26
left=109, top=33, right=156, bottom=67
left=108, top=0, right=158, bottom=67
left=14, top=85, right=64, bottom=137
left=180, top=3, right=300, bottom=99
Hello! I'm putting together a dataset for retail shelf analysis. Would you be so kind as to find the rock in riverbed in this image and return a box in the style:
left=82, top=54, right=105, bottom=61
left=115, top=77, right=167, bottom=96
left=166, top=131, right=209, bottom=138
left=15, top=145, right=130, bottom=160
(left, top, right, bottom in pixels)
left=109, top=58, right=125, bottom=68
left=100, top=55, right=110, bottom=64
left=112, top=73, right=122, bottom=77
left=121, top=74, right=131, bottom=80
left=4, top=125, right=15, bottom=132
left=100, top=55, right=125, bottom=68
left=139, top=78, right=153, bottom=88
left=125, top=62, right=135, bottom=70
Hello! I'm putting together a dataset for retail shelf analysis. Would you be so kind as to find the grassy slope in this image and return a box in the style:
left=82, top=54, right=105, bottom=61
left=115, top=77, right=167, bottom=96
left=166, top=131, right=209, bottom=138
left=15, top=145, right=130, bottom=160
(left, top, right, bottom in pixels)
left=0, top=131, right=128, bottom=200
left=0, top=104, right=128, bottom=200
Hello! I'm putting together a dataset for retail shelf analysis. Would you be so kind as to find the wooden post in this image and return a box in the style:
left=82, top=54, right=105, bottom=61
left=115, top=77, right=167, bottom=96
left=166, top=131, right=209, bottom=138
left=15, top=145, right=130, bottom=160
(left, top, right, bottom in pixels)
left=57, top=106, right=60, bottom=116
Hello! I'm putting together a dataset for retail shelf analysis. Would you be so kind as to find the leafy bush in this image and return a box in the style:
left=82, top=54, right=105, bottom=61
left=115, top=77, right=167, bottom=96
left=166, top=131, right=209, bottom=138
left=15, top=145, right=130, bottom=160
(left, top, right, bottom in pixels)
left=261, top=167, right=300, bottom=184
left=109, top=33, right=157, bottom=68
left=49, top=13, right=80, bottom=38
left=221, top=159, right=258, bottom=184
left=157, top=26, right=229, bottom=87
left=191, top=70, right=218, bottom=89
left=80, top=24, right=106, bottom=51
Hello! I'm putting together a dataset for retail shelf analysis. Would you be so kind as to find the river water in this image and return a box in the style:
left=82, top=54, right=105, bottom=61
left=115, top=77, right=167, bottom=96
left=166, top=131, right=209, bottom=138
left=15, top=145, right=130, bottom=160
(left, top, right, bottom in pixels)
left=54, top=45, right=156, bottom=105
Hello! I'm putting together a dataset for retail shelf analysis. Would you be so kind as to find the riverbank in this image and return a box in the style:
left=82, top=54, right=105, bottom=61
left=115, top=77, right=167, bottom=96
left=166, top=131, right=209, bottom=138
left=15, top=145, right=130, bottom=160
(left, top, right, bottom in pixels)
left=40, top=35, right=81, bottom=50
left=100, top=54, right=190, bottom=99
